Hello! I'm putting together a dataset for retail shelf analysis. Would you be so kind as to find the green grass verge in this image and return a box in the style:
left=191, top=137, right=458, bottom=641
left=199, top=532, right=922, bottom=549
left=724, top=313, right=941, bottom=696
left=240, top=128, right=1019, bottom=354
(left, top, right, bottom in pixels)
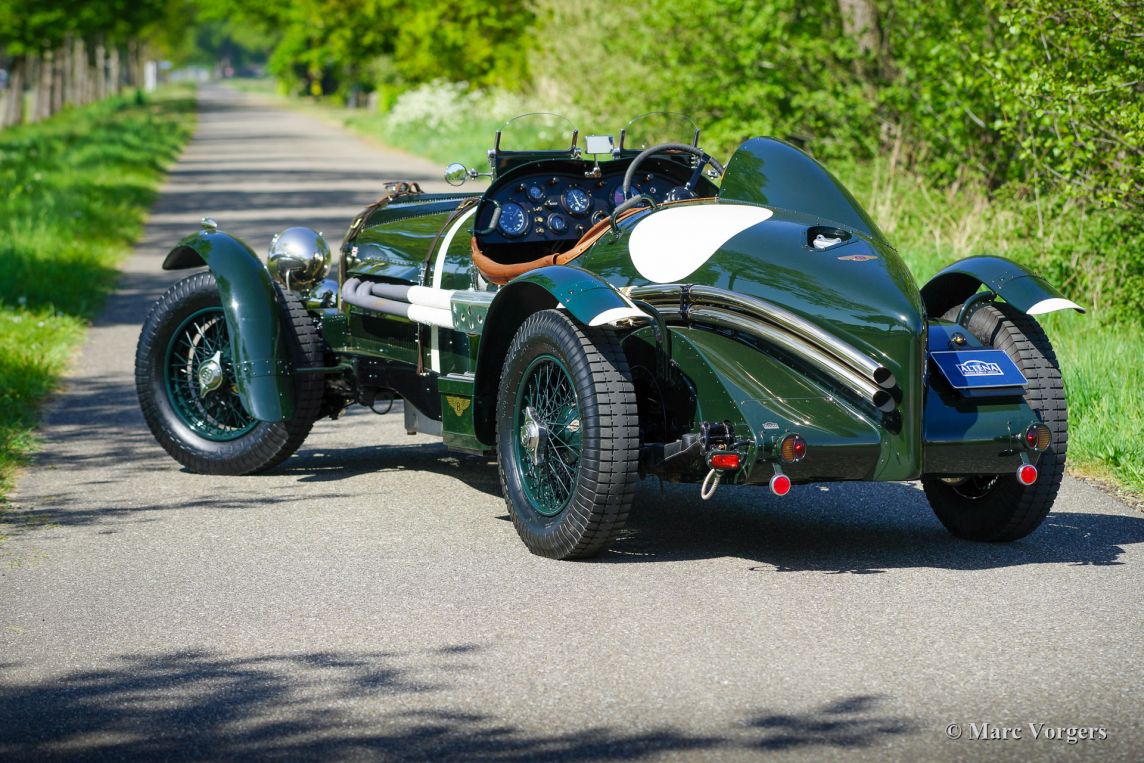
left=231, top=80, right=1144, bottom=499
left=0, top=87, right=197, bottom=502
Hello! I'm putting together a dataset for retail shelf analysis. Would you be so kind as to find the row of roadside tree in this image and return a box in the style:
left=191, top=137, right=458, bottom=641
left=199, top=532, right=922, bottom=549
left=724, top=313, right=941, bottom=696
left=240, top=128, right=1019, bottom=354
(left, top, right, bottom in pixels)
left=0, top=0, right=182, bottom=127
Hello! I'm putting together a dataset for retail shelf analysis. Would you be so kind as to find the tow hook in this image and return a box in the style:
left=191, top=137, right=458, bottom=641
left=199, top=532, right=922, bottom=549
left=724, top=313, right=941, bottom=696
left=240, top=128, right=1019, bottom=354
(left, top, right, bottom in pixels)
left=700, top=467, right=722, bottom=500
left=699, top=421, right=745, bottom=501
left=701, top=450, right=745, bottom=501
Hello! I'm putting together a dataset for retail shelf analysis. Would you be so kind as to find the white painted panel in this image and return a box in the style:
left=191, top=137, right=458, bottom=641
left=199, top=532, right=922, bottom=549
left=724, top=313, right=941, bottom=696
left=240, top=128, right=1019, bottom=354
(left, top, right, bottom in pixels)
left=629, top=204, right=773, bottom=283
left=1026, top=297, right=1085, bottom=315
left=588, top=306, right=650, bottom=327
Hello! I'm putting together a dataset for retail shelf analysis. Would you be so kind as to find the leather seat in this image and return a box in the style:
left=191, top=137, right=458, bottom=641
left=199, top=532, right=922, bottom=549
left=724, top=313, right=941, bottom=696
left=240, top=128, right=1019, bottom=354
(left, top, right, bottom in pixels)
left=471, top=208, right=643, bottom=285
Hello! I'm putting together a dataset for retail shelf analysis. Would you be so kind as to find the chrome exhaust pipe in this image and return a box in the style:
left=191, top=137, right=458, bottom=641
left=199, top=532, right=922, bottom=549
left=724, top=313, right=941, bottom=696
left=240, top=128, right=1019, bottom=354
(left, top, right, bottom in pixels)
left=630, top=284, right=896, bottom=389
left=342, top=278, right=454, bottom=329
left=655, top=305, right=895, bottom=412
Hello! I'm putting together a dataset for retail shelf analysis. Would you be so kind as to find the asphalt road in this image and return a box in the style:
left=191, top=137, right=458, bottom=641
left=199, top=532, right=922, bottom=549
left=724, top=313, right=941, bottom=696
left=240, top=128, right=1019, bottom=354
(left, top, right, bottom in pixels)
left=2, top=85, right=1141, bottom=762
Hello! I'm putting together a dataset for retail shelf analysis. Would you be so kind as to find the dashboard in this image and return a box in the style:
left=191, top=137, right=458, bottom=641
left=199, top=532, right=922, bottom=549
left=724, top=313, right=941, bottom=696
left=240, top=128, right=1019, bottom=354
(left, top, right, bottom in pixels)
left=473, top=158, right=704, bottom=249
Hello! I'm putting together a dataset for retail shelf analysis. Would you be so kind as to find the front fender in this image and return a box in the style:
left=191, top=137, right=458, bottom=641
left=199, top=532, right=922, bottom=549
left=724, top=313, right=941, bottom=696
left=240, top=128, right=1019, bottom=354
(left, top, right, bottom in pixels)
left=164, top=230, right=294, bottom=422
left=506, top=266, right=647, bottom=327
left=920, top=255, right=1085, bottom=318
left=470, top=266, right=647, bottom=444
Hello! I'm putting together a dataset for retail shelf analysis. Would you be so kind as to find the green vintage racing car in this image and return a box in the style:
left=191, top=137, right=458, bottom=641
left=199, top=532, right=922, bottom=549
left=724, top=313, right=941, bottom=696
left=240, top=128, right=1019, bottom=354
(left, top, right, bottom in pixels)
left=135, top=112, right=1084, bottom=559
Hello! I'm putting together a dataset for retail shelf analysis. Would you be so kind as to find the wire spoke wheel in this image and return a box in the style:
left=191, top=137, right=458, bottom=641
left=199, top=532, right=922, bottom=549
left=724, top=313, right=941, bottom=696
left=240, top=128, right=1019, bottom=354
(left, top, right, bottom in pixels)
left=136, top=271, right=325, bottom=476
left=514, top=355, right=582, bottom=516
left=164, top=307, right=256, bottom=441
left=496, top=310, right=638, bottom=559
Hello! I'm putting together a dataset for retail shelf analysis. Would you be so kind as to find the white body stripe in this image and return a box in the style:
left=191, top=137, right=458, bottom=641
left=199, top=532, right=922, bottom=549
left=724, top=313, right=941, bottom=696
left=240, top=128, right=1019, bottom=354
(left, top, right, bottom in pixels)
left=589, top=306, right=650, bottom=326
left=430, top=206, right=477, bottom=372
left=1026, top=297, right=1085, bottom=315
left=432, top=206, right=477, bottom=289
left=628, top=204, right=773, bottom=283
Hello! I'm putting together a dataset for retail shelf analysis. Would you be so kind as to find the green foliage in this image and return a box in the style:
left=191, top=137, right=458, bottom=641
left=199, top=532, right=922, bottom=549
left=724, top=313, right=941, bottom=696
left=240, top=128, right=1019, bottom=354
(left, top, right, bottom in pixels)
left=0, top=88, right=195, bottom=500
left=193, top=0, right=532, bottom=98
left=530, top=0, right=1142, bottom=209
left=184, top=17, right=275, bottom=70
left=266, top=0, right=397, bottom=97
left=389, top=1, right=532, bottom=90
left=0, top=0, right=181, bottom=52
left=531, top=0, right=875, bottom=158
left=881, top=0, right=1142, bottom=205
left=990, top=1, right=1142, bottom=205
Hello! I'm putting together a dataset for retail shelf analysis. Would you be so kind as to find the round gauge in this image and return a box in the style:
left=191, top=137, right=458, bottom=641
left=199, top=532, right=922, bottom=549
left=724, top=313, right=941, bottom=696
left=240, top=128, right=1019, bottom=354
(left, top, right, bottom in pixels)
left=526, top=184, right=546, bottom=203
left=610, top=184, right=629, bottom=206
left=547, top=213, right=568, bottom=234
left=497, top=202, right=528, bottom=237
left=561, top=187, right=591, bottom=216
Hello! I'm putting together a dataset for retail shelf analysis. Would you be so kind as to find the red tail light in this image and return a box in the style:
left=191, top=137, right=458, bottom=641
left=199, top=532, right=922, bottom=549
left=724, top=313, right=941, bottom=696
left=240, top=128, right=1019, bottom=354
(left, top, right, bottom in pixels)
left=710, top=452, right=741, bottom=470
left=1016, top=464, right=1038, bottom=485
left=780, top=434, right=807, bottom=463
left=1024, top=424, right=1051, bottom=451
left=770, top=473, right=791, bottom=496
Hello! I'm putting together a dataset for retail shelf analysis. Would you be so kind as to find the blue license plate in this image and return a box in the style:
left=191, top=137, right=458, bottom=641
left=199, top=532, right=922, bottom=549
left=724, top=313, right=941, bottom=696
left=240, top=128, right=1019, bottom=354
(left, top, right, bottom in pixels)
left=930, top=349, right=1027, bottom=396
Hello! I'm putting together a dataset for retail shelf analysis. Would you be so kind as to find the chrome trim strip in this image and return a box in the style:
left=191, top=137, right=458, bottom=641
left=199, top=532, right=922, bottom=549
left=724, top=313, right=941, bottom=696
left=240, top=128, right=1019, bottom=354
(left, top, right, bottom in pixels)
left=629, top=283, right=896, bottom=389
left=656, top=304, right=894, bottom=412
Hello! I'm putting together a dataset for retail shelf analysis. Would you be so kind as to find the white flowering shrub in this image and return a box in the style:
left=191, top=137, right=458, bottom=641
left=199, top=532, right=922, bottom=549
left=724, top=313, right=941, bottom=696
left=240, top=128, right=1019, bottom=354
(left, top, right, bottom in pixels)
left=385, top=80, right=530, bottom=134
left=356, top=79, right=580, bottom=166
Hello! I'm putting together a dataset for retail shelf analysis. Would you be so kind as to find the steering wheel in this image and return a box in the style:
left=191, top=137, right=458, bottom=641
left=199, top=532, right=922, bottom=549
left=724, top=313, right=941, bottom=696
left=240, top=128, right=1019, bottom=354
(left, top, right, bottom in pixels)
left=621, top=143, right=725, bottom=203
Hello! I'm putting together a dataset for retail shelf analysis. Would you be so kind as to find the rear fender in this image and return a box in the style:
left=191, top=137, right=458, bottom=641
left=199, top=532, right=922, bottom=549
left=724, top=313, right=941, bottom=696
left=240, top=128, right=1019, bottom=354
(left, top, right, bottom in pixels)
left=471, top=265, right=647, bottom=444
left=920, top=255, right=1085, bottom=319
left=163, top=230, right=294, bottom=421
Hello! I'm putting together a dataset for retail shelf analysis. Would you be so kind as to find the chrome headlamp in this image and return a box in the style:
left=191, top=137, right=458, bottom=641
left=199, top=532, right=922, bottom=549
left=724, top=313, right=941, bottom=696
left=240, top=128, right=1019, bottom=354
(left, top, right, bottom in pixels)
left=267, top=227, right=331, bottom=289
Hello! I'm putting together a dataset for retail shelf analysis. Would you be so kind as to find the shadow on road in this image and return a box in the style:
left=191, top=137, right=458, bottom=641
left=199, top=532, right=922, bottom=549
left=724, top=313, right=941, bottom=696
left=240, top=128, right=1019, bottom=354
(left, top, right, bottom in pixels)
left=281, top=438, right=501, bottom=498
left=9, top=375, right=1142, bottom=572
left=601, top=480, right=1144, bottom=572
left=0, top=648, right=912, bottom=760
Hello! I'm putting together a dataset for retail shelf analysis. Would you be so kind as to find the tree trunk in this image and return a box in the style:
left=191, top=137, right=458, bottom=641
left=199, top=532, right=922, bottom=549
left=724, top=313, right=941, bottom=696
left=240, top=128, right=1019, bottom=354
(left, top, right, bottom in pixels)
left=108, top=47, right=121, bottom=95
left=128, top=39, right=143, bottom=90
left=65, top=35, right=77, bottom=105
left=837, top=0, right=881, bottom=56
left=2, top=55, right=26, bottom=127
left=74, top=36, right=87, bottom=105
left=50, top=45, right=66, bottom=114
left=94, top=38, right=107, bottom=100
left=32, top=50, right=52, bottom=121
left=59, top=36, right=70, bottom=106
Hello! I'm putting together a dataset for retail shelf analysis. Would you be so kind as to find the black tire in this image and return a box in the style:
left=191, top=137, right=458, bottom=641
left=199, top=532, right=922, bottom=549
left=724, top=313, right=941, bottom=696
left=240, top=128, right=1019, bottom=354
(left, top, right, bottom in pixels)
left=496, top=310, right=639, bottom=559
left=135, top=271, right=324, bottom=475
left=923, top=301, right=1067, bottom=541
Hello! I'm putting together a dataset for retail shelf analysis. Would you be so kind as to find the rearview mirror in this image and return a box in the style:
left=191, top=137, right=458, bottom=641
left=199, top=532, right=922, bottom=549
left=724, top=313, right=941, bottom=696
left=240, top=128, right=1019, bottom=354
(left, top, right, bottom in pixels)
left=444, top=163, right=469, bottom=186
